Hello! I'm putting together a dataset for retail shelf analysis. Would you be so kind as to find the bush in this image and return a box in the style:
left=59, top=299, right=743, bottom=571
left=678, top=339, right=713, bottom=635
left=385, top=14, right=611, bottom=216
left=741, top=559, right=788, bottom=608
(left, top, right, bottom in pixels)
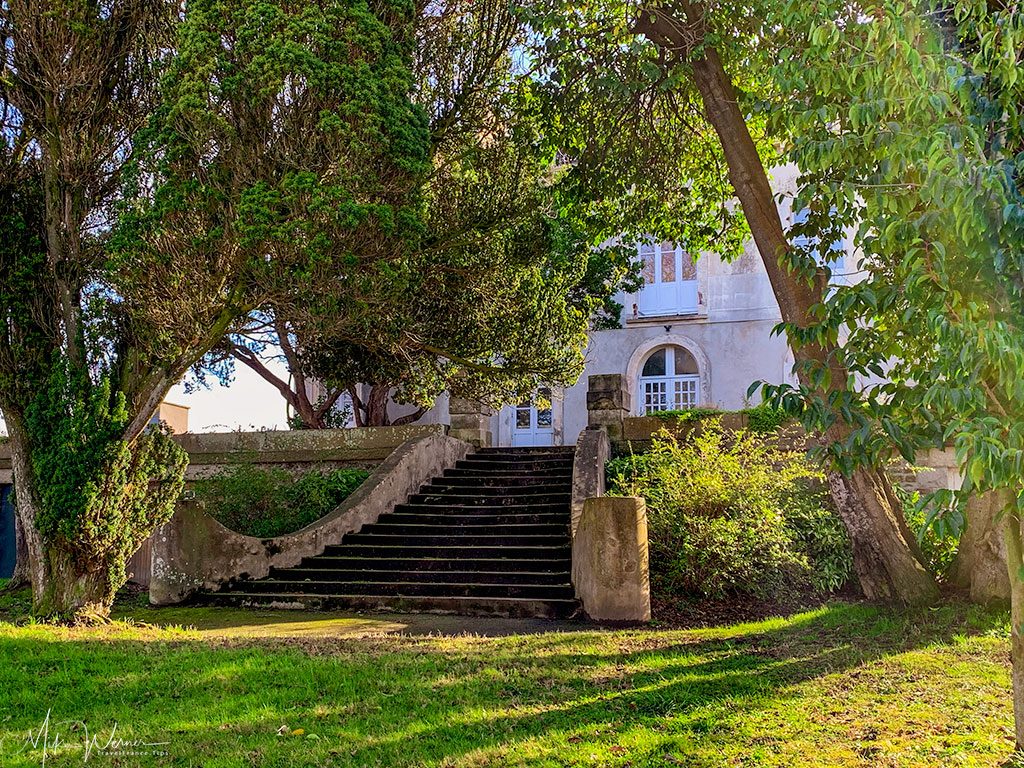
left=193, top=464, right=370, bottom=538
left=897, top=486, right=960, bottom=581
left=607, top=422, right=852, bottom=600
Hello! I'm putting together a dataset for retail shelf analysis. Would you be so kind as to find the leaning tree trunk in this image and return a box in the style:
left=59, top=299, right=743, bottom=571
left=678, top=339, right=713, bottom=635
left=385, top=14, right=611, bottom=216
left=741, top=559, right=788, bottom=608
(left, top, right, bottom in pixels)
left=955, top=491, right=1010, bottom=603
left=636, top=6, right=938, bottom=604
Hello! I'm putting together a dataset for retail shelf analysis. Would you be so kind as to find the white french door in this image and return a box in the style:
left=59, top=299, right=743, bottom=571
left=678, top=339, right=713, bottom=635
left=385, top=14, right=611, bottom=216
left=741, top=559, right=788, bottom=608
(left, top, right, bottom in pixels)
left=511, top=388, right=554, bottom=447
left=636, top=240, right=698, bottom=316
left=640, top=376, right=699, bottom=413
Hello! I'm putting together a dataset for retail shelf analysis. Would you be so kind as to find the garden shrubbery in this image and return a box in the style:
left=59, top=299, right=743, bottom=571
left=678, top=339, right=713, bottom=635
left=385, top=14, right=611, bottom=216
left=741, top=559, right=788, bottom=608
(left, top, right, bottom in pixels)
left=192, top=464, right=370, bottom=538
left=607, top=421, right=851, bottom=600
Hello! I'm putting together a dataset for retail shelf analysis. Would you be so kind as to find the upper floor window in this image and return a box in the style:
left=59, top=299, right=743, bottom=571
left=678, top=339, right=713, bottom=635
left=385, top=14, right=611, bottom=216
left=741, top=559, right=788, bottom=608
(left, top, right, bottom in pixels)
left=634, top=240, right=698, bottom=318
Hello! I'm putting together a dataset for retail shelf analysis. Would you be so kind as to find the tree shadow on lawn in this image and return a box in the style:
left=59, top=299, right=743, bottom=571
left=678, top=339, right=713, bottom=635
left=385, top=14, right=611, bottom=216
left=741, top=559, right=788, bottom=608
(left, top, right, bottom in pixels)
left=0, top=600, right=1010, bottom=767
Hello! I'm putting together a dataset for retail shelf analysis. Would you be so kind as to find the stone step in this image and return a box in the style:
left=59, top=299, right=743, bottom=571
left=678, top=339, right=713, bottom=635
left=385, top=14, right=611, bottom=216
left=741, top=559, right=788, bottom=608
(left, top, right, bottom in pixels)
left=321, top=543, right=571, bottom=559
left=298, top=555, right=572, bottom=572
left=341, top=532, right=569, bottom=548
left=443, top=465, right=573, bottom=478
left=418, top=483, right=569, bottom=497
left=476, top=447, right=575, bottom=456
left=408, top=491, right=570, bottom=506
left=362, top=522, right=568, bottom=537
left=383, top=510, right=568, bottom=526
left=457, top=457, right=574, bottom=471
left=228, top=579, right=575, bottom=600
left=430, top=475, right=572, bottom=488
left=393, top=502, right=569, bottom=515
left=206, top=592, right=581, bottom=619
left=271, top=567, right=571, bottom=585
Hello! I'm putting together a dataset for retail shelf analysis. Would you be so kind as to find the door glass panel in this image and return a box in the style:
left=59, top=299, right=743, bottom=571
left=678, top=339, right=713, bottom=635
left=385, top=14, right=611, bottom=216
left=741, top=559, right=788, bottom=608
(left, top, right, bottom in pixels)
left=515, top=406, right=531, bottom=429
left=641, top=349, right=666, bottom=377
left=681, top=251, right=697, bottom=280
left=660, top=243, right=676, bottom=283
left=640, top=245, right=656, bottom=284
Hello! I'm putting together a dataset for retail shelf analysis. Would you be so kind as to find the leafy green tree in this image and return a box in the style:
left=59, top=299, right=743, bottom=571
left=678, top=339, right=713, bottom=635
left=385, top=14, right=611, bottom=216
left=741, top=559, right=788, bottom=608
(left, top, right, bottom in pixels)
left=527, top=0, right=937, bottom=603
left=0, top=0, right=428, bottom=618
left=203, top=0, right=638, bottom=427
left=739, top=0, right=1024, bottom=745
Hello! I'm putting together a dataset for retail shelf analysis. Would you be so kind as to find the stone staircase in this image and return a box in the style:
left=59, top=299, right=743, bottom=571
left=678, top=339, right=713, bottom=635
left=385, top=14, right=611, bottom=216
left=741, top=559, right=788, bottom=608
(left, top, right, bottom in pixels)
left=205, top=446, right=580, bottom=618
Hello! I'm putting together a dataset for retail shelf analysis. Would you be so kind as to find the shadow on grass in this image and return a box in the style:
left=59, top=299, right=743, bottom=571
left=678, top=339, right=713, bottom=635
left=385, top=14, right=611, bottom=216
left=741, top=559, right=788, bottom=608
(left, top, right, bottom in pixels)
left=0, top=600, right=1011, bottom=767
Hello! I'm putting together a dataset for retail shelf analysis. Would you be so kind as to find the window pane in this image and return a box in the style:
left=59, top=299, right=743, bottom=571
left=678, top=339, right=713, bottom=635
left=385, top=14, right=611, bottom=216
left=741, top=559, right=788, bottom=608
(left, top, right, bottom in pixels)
left=660, top=243, right=676, bottom=283
left=640, top=246, right=656, bottom=284
left=681, top=251, right=696, bottom=280
left=673, top=348, right=698, bottom=375
left=536, top=408, right=552, bottom=428
left=641, top=349, right=667, bottom=377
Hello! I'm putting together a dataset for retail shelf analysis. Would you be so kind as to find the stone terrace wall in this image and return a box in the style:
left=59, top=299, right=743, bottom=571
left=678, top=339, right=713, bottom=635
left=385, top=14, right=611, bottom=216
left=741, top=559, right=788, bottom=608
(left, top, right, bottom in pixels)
left=0, top=424, right=445, bottom=485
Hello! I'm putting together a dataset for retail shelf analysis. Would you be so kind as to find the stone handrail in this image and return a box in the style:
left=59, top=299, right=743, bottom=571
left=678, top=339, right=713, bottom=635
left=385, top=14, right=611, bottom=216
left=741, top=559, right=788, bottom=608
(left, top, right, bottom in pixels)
left=570, top=426, right=610, bottom=537
left=569, top=423, right=650, bottom=623
left=149, top=432, right=471, bottom=605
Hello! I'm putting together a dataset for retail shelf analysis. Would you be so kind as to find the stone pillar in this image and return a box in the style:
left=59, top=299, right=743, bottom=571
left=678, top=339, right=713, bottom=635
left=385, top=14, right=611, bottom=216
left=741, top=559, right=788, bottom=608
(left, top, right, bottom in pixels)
left=571, top=496, right=650, bottom=623
left=586, top=374, right=631, bottom=442
left=449, top=397, right=493, bottom=447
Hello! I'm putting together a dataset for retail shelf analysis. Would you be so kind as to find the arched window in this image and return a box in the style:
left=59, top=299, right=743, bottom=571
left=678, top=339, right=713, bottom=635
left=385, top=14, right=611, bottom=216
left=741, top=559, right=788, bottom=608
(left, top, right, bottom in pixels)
left=639, top=346, right=700, bottom=413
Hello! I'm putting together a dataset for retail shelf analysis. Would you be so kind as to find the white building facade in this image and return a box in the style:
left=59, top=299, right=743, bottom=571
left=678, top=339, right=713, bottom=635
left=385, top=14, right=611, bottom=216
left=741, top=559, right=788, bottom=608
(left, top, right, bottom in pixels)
left=379, top=166, right=857, bottom=447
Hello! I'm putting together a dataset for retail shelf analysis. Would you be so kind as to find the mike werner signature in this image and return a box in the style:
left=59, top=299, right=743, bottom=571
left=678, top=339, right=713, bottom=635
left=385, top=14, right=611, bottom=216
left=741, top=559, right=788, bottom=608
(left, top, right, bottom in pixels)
left=10, top=709, right=170, bottom=765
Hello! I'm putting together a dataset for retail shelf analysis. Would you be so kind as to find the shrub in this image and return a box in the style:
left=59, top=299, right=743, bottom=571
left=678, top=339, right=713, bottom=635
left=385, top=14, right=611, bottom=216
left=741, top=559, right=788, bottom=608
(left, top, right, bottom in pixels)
left=192, top=464, right=370, bottom=538
left=744, top=403, right=790, bottom=433
left=607, top=422, right=852, bottom=600
left=896, top=486, right=960, bottom=581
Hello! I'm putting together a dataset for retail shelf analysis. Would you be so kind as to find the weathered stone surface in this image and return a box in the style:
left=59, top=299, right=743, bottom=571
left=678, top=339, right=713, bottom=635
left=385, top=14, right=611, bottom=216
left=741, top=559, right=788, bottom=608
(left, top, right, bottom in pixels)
left=149, top=433, right=472, bottom=605
left=448, top=398, right=493, bottom=447
left=571, top=496, right=650, bottom=623
left=586, top=374, right=630, bottom=442
left=570, top=427, right=610, bottom=537
left=176, top=424, right=443, bottom=477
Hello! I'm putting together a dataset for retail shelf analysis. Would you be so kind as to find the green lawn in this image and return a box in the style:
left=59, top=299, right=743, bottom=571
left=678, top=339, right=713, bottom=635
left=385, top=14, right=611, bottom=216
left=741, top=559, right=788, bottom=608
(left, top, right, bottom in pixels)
left=0, top=589, right=1016, bottom=767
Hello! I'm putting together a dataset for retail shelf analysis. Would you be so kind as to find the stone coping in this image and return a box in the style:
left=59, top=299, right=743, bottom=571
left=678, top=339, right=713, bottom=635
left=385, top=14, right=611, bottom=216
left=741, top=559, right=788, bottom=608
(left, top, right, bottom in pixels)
left=149, top=433, right=471, bottom=605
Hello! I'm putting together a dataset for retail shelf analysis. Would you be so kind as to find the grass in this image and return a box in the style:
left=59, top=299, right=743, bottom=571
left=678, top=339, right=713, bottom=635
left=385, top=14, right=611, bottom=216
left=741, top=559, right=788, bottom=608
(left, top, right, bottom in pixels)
left=0, top=593, right=1016, bottom=767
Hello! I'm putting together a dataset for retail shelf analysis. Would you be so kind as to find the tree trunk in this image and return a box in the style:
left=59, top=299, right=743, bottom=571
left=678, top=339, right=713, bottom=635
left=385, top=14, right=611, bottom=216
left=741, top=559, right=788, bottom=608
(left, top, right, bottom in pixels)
left=7, top=417, right=116, bottom=620
left=636, top=6, right=938, bottom=604
left=956, top=491, right=1011, bottom=603
left=5, top=511, right=30, bottom=590
left=826, top=460, right=937, bottom=604
left=1003, top=507, right=1024, bottom=750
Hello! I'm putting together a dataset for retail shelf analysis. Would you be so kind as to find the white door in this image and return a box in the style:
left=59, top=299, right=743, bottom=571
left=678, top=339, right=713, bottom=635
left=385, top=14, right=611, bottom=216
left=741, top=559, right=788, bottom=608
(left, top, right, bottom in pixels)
left=512, top=388, right=554, bottom=447
left=636, top=240, right=698, bottom=316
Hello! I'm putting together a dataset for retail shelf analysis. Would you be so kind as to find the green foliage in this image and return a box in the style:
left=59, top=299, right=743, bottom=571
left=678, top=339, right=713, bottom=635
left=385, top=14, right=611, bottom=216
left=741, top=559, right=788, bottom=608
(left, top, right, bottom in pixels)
left=23, top=362, right=187, bottom=603
left=193, top=465, right=369, bottom=538
left=747, top=1, right=1024, bottom=525
left=2, top=0, right=431, bottom=615
left=607, top=423, right=851, bottom=600
left=745, top=404, right=790, bottom=434
left=646, top=408, right=721, bottom=423
left=897, top=486, right=961, bottom=582
left=646, top=405, right=790, bottom=433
